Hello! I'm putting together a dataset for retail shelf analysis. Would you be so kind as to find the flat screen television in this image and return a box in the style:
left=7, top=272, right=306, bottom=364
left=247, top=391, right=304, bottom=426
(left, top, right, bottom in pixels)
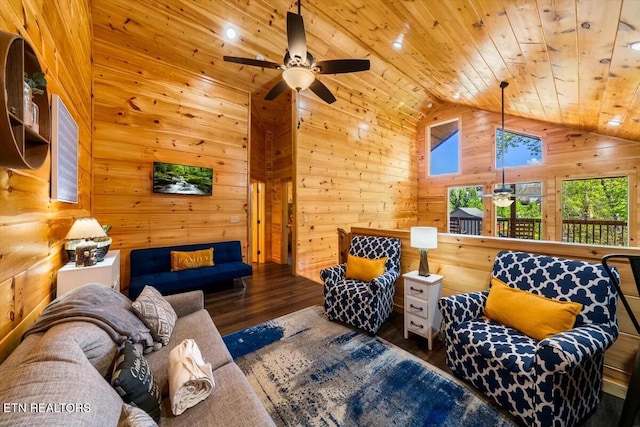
left=153, top=161, right=213, bottom=196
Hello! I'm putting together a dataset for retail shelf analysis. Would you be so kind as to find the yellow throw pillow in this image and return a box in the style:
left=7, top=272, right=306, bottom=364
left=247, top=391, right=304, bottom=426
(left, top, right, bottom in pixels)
left=345, top=254, right=387, bottom=282
left=484, top=277, right=583, bottom=341
left=170, top=248, right=214, bottom=272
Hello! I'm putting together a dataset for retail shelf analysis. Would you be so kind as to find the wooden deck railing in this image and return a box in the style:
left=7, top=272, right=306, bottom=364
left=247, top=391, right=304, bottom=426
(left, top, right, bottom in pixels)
left=562, top=219, right=627, bottom=246
left=449, top=217, right=628, bottom=246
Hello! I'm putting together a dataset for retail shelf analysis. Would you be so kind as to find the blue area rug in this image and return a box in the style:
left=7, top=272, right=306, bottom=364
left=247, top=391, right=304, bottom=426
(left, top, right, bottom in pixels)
left=223, top=306, right=516, bottom=427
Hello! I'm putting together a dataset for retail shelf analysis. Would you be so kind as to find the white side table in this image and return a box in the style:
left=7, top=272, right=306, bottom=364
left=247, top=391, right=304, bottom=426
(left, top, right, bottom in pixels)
left=403, top=271, right=443, bottom=350
left=57, top=250, right=121, bottom=297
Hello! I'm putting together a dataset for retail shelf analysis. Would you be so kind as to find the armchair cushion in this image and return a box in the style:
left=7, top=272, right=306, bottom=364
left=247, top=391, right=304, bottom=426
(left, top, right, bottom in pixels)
left=345, top=254, right=387, bottom=282
left=454, top=319, right=537, bottom=373
left=485, top=277, right=583, bottom=340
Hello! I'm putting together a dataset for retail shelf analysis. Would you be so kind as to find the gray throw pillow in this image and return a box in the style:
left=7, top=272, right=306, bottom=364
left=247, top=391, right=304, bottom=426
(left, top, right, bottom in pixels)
left=111, top=341, right=162, bottom=421
left=132, top=286, right=177, bottom=345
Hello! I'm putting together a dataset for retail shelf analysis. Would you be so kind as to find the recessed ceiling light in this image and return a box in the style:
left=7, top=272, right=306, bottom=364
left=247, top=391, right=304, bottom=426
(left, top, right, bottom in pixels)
left=392, top=40, right=403, bottom=50
left=607, top=119, right=622, bottom=126
left=453, top=92, right=460, bottom=100
left=224, top=26, right=238, bottom=40
left=628, top=41, right=640, bottom=51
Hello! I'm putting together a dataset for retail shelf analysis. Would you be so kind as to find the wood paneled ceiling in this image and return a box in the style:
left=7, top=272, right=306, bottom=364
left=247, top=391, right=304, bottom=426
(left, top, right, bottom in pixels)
left=92, top=0, right=640, bottom=140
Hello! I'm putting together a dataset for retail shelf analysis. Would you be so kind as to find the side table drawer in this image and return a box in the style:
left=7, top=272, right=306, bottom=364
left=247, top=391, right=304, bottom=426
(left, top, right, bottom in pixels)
left=406, top=295, right=429, bottom=319
left=406, top=313, right=430, bottom=336
left=406, top=281, right=429, bottom=298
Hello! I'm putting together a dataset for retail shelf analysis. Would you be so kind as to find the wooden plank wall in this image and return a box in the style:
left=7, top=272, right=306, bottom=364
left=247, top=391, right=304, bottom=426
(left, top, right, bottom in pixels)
left=417, top=103, right=640, bottom=244
left=91, top=4, right=251, bottom=294
left=295, top=94, right=420, bottom=282
left=351, top=227, right=640, bottom=398
left=0, top=1, right=93, bottom=361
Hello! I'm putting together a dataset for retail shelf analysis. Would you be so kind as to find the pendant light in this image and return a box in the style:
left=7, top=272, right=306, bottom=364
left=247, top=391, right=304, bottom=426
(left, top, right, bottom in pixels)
left=493, top=81, right=514, bottom=207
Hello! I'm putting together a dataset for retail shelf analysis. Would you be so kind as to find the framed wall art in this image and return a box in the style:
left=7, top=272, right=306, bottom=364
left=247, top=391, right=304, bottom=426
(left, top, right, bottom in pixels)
left=152, top=161, right=213, bottom=196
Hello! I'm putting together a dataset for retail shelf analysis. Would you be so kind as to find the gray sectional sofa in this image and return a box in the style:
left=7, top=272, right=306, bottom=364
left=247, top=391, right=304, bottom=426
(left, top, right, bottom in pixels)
left=0, top=288, right=274, bottom=426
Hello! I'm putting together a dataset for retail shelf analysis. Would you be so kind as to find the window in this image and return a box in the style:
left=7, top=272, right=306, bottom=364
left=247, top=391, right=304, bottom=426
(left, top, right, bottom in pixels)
left=448, top=185, right=483, bottom=235
left=495, top=182, right=543, bottom=240
left=561, top=176, right=628, bottom=246
left=429, top=119, right=459, bottom=175
left=496, top=129, right=542, bottom=168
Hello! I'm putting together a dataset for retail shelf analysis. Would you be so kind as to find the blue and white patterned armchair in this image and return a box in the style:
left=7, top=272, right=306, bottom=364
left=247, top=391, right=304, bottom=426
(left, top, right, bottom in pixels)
left=321, top=235, right=401, bottom=335
left=438, top=250, right=619, bottom=427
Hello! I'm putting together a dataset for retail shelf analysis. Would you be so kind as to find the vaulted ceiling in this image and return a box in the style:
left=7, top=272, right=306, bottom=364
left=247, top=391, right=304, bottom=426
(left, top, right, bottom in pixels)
left=93, top=0, right=640, bottom=140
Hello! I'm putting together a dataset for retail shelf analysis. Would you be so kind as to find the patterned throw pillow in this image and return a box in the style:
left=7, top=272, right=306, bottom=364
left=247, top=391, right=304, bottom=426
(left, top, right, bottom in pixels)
left=118, top=403, right=159, bottom=427
left=132, top=286, right=178, bottom=346
left=111, top=341, right=162, bottom=421
left=170, top=248, right=214, bottom=272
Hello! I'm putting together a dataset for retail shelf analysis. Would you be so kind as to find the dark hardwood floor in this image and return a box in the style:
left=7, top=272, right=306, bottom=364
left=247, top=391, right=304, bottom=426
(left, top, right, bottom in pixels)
left=204, top=262, right=635, bottom=427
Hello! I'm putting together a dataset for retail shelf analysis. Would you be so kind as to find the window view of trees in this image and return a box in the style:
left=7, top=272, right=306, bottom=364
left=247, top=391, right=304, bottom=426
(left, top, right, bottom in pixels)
left=448, top=186, right=483, bottom=235
left=495, top=182, right=542, bottom=240
left=561, top=176, right=628, bottom=246
left=439, top=127, right=629, bottom=247
left=496, top=129, right=542, bottom=168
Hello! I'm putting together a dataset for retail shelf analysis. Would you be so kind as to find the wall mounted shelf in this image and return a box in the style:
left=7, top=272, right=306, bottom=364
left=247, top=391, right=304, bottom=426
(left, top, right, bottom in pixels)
left=0, top=30, right=50, bottom=169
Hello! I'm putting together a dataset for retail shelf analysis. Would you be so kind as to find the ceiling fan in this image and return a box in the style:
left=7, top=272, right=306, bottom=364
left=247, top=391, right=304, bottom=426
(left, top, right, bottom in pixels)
left=222, top=1, right=370, bottom=104
left=484, top=81, right=544, bottom=207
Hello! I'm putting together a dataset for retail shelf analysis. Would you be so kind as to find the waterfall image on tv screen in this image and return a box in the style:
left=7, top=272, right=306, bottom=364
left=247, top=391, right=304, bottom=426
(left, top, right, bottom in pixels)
left=153, top=162, right=213, bottom=196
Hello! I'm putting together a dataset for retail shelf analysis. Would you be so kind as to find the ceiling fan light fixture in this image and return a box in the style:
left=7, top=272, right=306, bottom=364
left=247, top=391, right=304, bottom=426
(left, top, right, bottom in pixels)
left=282, top=67, right=315, bottom=91
left=493, top=194, right=514, bottom=208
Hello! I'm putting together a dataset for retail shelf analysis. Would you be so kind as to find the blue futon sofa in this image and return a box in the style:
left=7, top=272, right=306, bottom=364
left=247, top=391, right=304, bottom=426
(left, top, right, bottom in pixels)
left=129, top=241, right=252, bottom=298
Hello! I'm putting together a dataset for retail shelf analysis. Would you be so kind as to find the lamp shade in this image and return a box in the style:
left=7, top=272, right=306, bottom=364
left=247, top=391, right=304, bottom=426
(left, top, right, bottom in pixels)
left=410, top=227, right=438, bottom=249
left=282, top=67, right=315, bottom=91
left=65, top=218, right=107, bottom=240
left=493, top=195, right=514, bottom=208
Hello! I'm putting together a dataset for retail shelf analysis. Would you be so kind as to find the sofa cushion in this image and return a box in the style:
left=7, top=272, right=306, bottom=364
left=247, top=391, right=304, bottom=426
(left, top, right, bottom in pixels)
left=0, top=329, right=123, bottom=426
left=170, top=248, right=214, bottom=272
left=159, top=363, right=275, bottom=426
left=146, top=309, right=233, bottom=397
left=112, top=341, right=162, bottom=421
left=133, top=286, right=178, bottom=345
left=485, top=277, right=583, bottom=340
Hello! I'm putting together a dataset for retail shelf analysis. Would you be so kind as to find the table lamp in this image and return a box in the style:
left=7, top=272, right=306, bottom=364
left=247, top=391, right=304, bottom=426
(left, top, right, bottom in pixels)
left=410, top=227, right=438, bottom=276
left=64, top=218, right=112, bottom=262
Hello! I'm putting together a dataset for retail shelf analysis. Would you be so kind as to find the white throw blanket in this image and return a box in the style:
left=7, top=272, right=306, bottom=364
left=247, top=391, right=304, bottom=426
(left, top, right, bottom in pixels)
left=168, top=339, right=214, bottom=416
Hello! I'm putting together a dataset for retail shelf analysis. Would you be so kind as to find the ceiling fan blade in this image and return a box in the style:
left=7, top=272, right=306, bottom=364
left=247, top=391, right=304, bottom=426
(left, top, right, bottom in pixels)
left=223, top=56, right=281, bottom=69
left=264, top=80, right=290, bottom=101
left=286, top=12, right=307, bottom=63
left=309, top=79, right=336, bottom=104
left=314, top=59, right=370, bottom=74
